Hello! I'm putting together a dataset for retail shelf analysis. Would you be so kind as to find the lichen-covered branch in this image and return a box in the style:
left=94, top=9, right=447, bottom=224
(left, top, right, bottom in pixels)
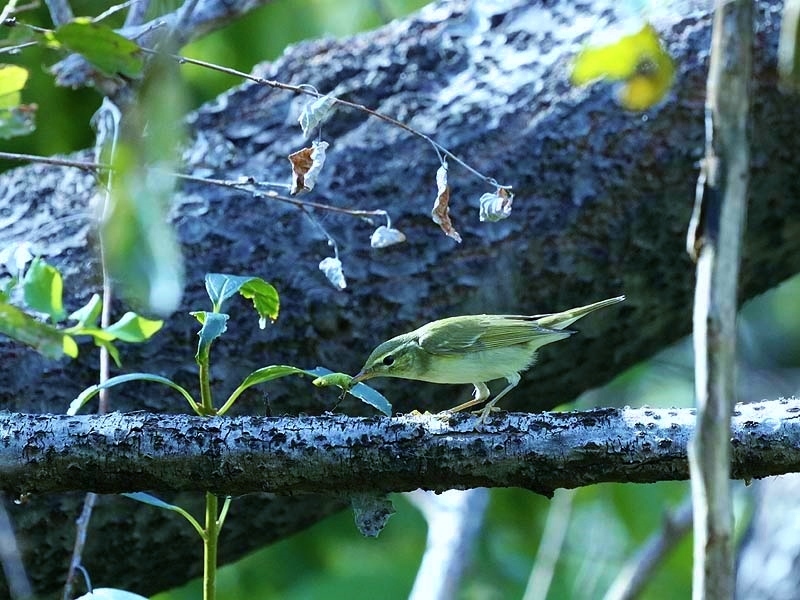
left=1, top=399, right=799, bottom=497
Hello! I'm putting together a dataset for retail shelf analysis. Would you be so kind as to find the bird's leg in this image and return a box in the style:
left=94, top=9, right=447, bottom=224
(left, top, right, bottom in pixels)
left=442, top=382, right=490, bottom=414
left=474, top=373, right=521, bottom=422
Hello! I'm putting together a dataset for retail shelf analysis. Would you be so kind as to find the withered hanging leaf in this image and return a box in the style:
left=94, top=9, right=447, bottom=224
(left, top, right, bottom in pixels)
left=430, top=162, right=462, bottom=243
left=479, top=187, right=514, bottom=222
left=370, top=225, right=406, bottom=248
left=319, top=256, right=347, bottom=290
left=298, top=94, right=337, bottom=137
left=288, top=140, right=329, bottom=195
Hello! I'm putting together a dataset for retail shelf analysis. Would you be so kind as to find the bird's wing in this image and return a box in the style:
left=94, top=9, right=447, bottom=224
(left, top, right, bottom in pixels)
left=417, top=315, right=570, bottom=355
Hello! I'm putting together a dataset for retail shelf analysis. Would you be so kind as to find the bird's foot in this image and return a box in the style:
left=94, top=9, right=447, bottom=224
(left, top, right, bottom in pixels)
left=472, top=404, right=501, bottom=423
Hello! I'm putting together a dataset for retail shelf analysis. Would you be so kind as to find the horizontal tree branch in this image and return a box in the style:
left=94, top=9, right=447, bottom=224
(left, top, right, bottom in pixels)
left=2, top=398, right=798, bottom=497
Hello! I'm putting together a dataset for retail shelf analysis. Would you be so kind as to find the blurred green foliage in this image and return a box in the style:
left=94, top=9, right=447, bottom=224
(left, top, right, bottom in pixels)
left=0, top=0, right=429, bottom=171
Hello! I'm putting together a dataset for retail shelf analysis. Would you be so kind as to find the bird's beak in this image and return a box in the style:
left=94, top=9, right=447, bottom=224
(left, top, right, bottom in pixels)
left=351, top=370, right=371, bottom=384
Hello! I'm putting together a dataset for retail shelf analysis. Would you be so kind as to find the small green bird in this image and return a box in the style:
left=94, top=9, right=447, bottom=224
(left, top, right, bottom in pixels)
left=352, top=296, right=625, bottom=421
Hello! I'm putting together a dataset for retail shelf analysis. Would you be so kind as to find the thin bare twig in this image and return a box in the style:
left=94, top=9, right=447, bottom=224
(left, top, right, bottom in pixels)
left=0, top=151, right=108, bottom=172
left=165, top=50, right=510, bottom=190
left=603, top=498, right=693, bottom=600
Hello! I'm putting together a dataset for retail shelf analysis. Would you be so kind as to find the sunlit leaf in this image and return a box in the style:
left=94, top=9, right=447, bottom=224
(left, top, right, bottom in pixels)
left=68, top=294, right=103, bottom=327
left=93, top=336, right=122, bottom=368
left=239, top=365, right=309, bottom=388
left=105, top=312, right=163, bottom=342
left=22, top=257, right=66, bottom=322
left=0, top=301, right=76, bottom=359
left=48, top=18, right=143, bottom=78
left=68, top=372, right=198, bottom=415
left=298, top=94, right=337, bottom=136
left=370, top=225, right=406, bottom=248
left=0, top=64, right=27, bottom=108
left=571, top=23, right=674, bottom=111
left=219, top=363, right=392, bottom=417
left=319, top=256, right=346, bottom=290
left=288, top=140, right=329, bottom=195
left=479, top=188, right=514, bottom=222
left=431, top=161, right=461, bottom=242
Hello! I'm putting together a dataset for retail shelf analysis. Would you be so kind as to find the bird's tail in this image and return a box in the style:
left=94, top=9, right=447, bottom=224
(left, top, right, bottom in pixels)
left=535, top=295, right=625, bottom=330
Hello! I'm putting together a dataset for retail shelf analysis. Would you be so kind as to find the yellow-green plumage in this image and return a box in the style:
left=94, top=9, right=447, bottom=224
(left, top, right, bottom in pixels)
left=352, top=296, right=624, bottom=421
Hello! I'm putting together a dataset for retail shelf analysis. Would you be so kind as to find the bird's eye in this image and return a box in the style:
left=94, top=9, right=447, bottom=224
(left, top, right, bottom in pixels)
left=382, top=355, right=395, bottom=366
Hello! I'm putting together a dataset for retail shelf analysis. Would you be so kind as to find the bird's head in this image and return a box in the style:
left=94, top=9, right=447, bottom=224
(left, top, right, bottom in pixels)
left=352, top=333, right=424, bottom=383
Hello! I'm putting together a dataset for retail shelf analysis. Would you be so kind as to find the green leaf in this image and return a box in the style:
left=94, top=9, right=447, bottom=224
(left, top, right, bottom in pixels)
left=217, top=364, right=391, bottom=416
left=68, top=373, right=198, bottom=416
left=205, top=273, right=253, bottom=310
left=236, top=365, right=308, bottom=388
left=49, top=18, right=143, bottom=78
left=239, top=278, right=280, bottom=328
left=0, top=64, right=28, bottom=108
left=122, top=493, right=203, bottom=537
left=105, top=312, right=163, bottom=342
left=204, top=274, right=279, bottom=327
left=0, top=301, right=76, bottom=359
left=68, top=293, right=103, bottom=327
left=307, top=367, right=392, bottom=417
left=22, top=257, right=66, bottom=322
left=192, top=311, right=229, bottom=362
left=216, top=365, right=308, bottom=415
left=93, top=337, right=122, bottom=368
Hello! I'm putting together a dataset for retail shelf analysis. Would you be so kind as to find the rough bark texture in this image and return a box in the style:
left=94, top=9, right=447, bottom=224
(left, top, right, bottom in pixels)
left=0, top=0, right=797, bottom=596
left=2, top=400, right=800, bottom=496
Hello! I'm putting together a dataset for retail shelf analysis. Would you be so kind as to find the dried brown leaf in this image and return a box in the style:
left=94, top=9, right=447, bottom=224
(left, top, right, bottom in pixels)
left=288, top=140, right=329, bottom=195
left=430, top=162, right=462, bottom=243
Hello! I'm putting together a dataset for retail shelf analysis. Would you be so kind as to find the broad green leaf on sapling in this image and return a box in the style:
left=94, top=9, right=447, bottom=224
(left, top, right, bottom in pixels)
left=0, top=301, right=77, bottom=359
left=104, top=312, right=163, bottom=342
left=22, top=257, right=66, bottom=322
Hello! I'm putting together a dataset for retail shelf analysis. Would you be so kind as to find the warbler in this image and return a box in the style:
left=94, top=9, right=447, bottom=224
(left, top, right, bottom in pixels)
left=351, top=295, right=625, bottom=421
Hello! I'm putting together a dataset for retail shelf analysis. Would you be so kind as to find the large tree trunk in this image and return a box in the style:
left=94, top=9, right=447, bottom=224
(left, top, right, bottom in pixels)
left=0, top=0, right=797, bottom=596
